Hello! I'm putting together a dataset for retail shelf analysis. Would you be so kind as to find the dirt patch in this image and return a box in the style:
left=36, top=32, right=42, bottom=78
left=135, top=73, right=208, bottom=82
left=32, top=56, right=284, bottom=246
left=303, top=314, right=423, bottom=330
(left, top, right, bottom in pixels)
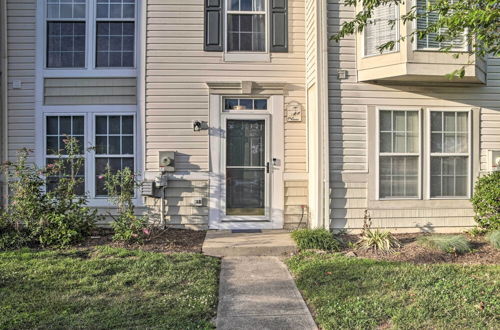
left=340, top=234, right=500, bottom=265
left=78, top=228, right=207, bottom=254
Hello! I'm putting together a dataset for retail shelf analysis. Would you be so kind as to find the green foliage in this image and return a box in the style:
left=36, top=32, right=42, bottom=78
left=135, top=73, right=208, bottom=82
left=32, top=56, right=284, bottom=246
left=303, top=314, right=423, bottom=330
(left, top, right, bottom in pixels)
left=102, top=167, right=147, bottom=242
left=417, top=235, right=471, bottom=254
left=291, top=229, right=341, bottom=252
left=0, top=138, right=98, bottom=249
left=286, top=252, right=500, bottom=329
left=0, top=248, right=220, bottom=329
left=470, top=171, right=500, bottom=230
left=486, top=230, right=500, bottom=249
left=465, top=226, right=489, bottom=237
left=357, top=229, right=401, bottom=253
left=332, top=0, right=500, bottom=77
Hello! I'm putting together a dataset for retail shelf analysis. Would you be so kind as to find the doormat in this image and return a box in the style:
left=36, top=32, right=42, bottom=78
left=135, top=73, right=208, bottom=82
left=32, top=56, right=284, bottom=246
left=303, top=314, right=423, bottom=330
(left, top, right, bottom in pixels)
left=231, top=229, right=262, bottom=233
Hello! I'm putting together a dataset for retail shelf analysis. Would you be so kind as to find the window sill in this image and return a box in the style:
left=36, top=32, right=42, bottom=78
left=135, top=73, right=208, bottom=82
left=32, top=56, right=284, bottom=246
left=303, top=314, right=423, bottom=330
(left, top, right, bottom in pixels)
left=223, top=52, right=270, bottom=63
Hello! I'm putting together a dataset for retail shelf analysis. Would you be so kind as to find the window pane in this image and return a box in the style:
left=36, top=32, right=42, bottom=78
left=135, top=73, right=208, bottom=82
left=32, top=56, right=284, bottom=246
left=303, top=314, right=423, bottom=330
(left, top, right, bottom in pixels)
left=380, top=111, right=392, bottom=131
left=457, top=112, right=468, bottom=131
left=227, top=14, right=265, bottom=52
left=226, top=168, right=265, bottom=216
left=393, top=132, right=406, bottom=152
left=226, top=120, right=265, bottom=167
left=431, top=111, right=442, bottom=131
left=444, top=112, right=455, bottom=132
left=109, top=116, right=121, bottom=134
left=97, top=0, right=136, bottom=19
left=393, top=111, right=405, bottom=131
left=47, top=22, right=86, bottom=68
left=430, top=156, right=469, bottom=197
left=379, top=156, right=418, bottom=198
left=96, top=22, right=135, bottom=68
left=47, top=0, right=86, bottom=19
left=364, top=3, right=398, bottom=56
left=431, top=133, right=442, bottom=152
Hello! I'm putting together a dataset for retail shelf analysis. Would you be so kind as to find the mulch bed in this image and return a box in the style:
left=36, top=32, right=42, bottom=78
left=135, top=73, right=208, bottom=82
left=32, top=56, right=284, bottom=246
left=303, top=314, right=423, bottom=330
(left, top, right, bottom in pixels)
left=340, top=233, right=500, bottom=265
left=77, top=228, right=207, bottom=254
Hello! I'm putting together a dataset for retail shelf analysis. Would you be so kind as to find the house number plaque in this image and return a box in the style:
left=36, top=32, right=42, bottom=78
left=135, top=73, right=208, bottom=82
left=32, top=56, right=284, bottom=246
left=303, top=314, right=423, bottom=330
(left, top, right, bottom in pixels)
left=286, top=101, right=302, bottom=122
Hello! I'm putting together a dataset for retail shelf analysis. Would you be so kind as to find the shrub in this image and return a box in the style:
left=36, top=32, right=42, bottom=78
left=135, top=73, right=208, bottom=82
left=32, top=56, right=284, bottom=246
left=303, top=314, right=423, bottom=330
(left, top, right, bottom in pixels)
left=103, top=166, right=147, bottom=242
left=0, top=139, right=98, bottom=249
left=417, top=235, right=471, bottom=254
left=291, top=229, right=340, bottom=252
left=486, top=230, right=500, bottom=249
left=470, top=171, right=500, bottom=230
left=356, top=229, right=401, bottom=253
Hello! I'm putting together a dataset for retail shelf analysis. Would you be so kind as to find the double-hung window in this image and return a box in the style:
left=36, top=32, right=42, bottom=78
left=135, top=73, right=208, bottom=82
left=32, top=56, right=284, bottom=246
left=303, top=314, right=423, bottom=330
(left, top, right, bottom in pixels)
left=227, top=0, right=266, bottom=52
left=364, top=3, right=399, bottom=56
left=45, top=115, right=86, bottom=195
left=377, top=109, right=471, bottom=200
left=416, top=0, right=466, bottom=50
left=44, top=114, right=136, bottom=198
left=95, top=115, right=135, bottom=196
left=378, top=110, right=420, bottom=198
left=430, top=111, right=469, bottom=197
left=46, top=0, right=86, bottom=68
left=45, top=0, right=137, bottom=69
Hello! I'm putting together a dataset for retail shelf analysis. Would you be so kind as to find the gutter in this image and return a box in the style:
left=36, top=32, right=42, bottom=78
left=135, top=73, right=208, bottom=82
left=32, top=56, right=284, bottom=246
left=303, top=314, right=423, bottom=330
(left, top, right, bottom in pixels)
left=318, top=0, right=330, bottom=229
left=1, top=0, right=8, bottom=207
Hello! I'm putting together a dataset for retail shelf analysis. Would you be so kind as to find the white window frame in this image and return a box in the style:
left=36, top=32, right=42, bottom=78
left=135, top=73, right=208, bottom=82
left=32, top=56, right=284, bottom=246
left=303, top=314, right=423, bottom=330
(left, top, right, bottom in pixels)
left=223, top=0, right=270, bottom=62
left=92, top=113, right=137, bottom=199
left=41, top=109, right=140, bottom=206
left=376, top=108, right=422, bottom=200
left=426, top=108, right=472, bottom=199
left=413, top=0, right=468, bottom=52
left=363, top=3, right=400, bottom=58
left=40, top=0, right=138, bottom=77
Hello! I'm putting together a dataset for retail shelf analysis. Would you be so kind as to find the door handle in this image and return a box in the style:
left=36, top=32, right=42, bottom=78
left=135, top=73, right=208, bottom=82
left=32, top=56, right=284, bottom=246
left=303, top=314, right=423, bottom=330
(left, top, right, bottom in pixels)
left=266, top=162, right=270, bottom=173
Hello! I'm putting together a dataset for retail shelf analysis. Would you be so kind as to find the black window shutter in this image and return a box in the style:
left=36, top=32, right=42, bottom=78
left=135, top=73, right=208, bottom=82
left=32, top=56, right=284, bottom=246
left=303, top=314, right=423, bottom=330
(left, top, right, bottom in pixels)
left=270, top=0, right=288, bottom=52
left=204, top=0, right=223, bottom=51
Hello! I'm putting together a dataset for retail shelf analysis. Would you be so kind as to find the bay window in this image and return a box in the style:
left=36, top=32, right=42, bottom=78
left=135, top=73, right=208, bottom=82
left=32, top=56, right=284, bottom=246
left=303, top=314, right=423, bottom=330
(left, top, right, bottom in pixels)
left=364, top=3, right=399, bottom=56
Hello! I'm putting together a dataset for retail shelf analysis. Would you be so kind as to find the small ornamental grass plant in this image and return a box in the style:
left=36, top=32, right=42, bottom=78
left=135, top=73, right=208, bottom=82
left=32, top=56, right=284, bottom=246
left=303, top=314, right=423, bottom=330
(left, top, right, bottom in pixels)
left=291, top=229, right=341, bottom=252
left=417, top=235, right=471, bottom=254
left=356, top=210, right=400, bottom=253
left=486, top=230, right=500, bottom=249
left=102, top=167, right=148, bottom=242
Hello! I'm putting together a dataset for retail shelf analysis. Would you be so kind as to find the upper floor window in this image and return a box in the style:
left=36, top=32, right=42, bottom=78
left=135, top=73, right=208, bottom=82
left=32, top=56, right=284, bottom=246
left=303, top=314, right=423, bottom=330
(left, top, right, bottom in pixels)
left=416, top=0, right=466, bottom=50
left=227, top=0, right=266, bottom=52
left=47, top=0, right=87, bottom=68
left=45, top=0, right=137, bottom=69
left=364, top=3, right=399, bottom=56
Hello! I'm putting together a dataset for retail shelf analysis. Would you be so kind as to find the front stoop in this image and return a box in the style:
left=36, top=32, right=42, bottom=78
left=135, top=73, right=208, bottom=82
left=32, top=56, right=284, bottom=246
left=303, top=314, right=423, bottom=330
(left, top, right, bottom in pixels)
left=202, top=230, right=298, bottom=257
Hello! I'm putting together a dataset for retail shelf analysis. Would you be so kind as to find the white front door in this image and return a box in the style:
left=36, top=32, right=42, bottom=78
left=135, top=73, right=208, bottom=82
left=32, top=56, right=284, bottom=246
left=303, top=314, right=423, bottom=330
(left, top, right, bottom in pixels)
left=209, top=95, right=284, bottom=229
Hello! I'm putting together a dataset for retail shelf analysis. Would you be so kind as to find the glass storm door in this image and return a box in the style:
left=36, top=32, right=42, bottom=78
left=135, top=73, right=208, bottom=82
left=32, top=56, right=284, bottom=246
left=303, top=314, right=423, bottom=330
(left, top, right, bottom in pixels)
left=223, top=117, right=270, bottom=220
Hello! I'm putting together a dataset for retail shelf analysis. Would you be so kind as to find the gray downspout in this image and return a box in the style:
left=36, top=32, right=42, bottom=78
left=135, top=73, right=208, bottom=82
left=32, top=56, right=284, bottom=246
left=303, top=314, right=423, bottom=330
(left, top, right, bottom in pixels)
left=1, top=0, right=8, bottom=208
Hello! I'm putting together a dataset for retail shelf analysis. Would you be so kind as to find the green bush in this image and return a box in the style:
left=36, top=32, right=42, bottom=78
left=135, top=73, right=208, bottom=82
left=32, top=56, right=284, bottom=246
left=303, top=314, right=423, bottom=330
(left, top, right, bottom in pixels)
left=103, top=166, right=147, bottom=242
left=357, top=229, right=401, bottom=253
left=1, top=139, right=98, bottom=249
left=486, top=230, right=500, bottom=249
left=291, top=229, right=340, bottom=251
left=470, top=171, right=500, bottom=230
left=417, top=235, right=471, bottom=254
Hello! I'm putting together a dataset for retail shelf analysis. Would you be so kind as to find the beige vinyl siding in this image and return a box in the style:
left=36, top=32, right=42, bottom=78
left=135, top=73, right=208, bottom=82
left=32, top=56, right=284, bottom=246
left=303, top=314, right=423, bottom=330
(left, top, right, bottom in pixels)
left=44, top=78, right=137, bottom=105
left=284, top=180, right=308, bottom=229
left=328, top=1, right=500, bottom=232
left=146, top=0, right=306, bottom=173
left=146, top=0, right=307, bottom=227
left=6, top=0, right=36, bottom=161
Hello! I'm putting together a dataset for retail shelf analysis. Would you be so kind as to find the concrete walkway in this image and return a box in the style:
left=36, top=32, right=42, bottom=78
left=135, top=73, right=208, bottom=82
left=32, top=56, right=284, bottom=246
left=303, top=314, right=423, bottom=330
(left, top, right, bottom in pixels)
left=216, top=256, right=318, bottom=330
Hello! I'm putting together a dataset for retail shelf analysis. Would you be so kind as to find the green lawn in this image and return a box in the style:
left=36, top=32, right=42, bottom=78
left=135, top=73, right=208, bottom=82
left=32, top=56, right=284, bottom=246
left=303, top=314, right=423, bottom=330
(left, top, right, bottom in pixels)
left=287, top=252, right=500, bottom=329
left=0, top=247, right=220, bottom=329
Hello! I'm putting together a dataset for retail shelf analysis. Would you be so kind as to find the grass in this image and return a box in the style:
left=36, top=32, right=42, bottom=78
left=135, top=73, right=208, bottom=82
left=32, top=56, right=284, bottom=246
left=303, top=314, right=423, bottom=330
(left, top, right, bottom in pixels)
left=287, top=252, right=500, bottom=329
left=486, top=230, right=500, bottom=249
left=417, top=235, right=471, bottom=254
left=0, top=247, right=220, bottom=329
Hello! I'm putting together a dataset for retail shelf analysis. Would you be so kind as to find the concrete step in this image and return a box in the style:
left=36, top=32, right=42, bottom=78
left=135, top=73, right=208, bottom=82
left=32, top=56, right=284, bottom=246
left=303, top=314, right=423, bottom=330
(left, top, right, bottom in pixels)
left=202, top=230, right=298, bottom=257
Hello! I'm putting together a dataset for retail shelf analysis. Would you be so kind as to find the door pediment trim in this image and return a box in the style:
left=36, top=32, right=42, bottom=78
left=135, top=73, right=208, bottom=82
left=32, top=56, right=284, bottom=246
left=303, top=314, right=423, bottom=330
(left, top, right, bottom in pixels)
left=205, top=81, right=288, bottom=95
